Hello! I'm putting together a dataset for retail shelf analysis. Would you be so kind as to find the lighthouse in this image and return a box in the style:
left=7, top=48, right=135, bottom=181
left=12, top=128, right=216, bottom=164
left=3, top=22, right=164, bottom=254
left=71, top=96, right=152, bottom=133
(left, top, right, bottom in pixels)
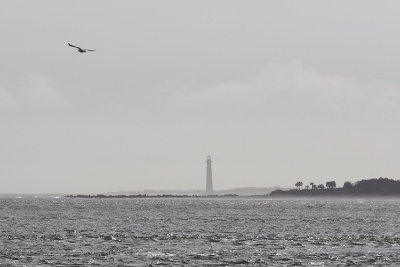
left=206, top=155, right=213, bottom=195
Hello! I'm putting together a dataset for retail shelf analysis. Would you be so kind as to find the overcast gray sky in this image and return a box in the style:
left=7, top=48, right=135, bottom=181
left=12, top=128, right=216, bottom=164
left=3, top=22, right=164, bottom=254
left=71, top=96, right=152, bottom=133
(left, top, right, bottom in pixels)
left=2, top=1, right=400, bottom=194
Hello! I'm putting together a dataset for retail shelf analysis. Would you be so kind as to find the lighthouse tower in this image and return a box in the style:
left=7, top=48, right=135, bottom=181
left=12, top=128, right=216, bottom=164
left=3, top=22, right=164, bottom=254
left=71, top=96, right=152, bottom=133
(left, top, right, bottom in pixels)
left=206, top=155, right=213, bottom=195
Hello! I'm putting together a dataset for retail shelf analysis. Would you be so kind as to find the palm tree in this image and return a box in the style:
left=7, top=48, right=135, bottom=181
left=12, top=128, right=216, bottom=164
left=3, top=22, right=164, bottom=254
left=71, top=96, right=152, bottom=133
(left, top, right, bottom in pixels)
left=305, top=185, right=309, bottom=190
left=295, top=181, right=303, bottom=190
left=310, top=182, right=315, bottom=190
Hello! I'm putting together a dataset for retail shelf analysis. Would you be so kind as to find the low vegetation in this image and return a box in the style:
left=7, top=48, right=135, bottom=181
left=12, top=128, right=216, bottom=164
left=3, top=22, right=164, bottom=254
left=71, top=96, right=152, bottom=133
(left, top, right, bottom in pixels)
left=270, top=177, right=400, bottom=196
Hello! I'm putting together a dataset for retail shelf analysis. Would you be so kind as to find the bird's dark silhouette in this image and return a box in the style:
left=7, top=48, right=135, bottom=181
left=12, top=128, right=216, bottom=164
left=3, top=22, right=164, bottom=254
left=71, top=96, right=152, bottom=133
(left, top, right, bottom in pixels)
left=68, top=43, right=95, bottom=53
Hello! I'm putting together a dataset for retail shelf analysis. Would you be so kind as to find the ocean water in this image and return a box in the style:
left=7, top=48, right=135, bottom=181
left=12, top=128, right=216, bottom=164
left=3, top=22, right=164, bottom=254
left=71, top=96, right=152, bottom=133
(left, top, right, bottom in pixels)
left=1, top=197, right=400, bottom=266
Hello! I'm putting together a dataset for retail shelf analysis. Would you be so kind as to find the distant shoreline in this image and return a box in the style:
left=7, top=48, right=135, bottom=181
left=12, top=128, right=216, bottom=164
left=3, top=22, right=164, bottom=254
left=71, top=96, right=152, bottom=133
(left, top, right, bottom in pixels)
left=65, top=194, right=400, bottom=199
left=270, top=178, right=400, bottom=197
left=4, top=193, right=400, bottom=199
left=268, top=193, right=400, bottom=198
left=65, top=194, right=242, bottom=199
left=7, top=178, right=400, bottom=198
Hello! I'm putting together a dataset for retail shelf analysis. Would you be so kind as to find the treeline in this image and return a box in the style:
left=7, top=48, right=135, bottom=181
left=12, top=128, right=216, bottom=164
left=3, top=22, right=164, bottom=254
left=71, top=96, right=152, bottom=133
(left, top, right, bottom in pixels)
left=271, top=177, right=400, bottom=196
left=65, top=194, right=239, bottom=198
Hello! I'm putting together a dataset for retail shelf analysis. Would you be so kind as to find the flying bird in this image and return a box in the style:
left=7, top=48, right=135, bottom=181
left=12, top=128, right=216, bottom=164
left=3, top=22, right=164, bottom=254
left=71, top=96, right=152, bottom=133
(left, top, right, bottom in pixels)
left=68, top=43, right=95, bottom=53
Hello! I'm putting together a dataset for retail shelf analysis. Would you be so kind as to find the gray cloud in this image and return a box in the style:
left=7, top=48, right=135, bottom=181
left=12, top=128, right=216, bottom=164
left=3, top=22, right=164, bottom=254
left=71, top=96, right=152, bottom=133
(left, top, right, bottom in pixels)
left=0, top=73, right=67, bottom=112
left=18, top=73, right=67, bottom=108
left=168, top=61, right=400, bottom=122
left=0, top=86, right=17, bottom=109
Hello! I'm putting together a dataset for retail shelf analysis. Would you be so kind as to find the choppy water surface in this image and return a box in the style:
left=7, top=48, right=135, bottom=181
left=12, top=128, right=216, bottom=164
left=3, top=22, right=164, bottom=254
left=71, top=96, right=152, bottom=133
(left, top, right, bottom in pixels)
left=1, top=197, right=400, bottom=266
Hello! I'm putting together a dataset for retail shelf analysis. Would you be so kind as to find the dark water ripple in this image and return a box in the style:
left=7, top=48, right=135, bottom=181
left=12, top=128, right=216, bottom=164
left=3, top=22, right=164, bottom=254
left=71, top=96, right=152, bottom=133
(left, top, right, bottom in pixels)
left=1, top=198, right=400, bottom=265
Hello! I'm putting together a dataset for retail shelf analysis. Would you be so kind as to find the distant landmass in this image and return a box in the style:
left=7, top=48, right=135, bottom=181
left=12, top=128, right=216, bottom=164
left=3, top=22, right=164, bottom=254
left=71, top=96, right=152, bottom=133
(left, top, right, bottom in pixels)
left=108, top=187, right=284, bottom=196
left=0, top=193, right=64, bottom=199
left=0, top=187, right=284, bottom=199
left=8, top=178, right=400, bottom=198
left=270, top=177, right=400, bottom=196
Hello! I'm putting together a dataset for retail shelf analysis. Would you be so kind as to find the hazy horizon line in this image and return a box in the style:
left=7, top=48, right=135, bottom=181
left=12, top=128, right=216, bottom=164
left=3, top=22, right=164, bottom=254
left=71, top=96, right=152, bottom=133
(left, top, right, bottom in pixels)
left=0, top=186, right=285, bottom=196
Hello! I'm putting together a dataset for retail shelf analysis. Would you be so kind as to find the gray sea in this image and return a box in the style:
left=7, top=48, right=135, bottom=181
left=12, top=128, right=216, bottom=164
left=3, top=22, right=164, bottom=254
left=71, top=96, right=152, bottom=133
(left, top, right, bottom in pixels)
left=1, top=197, right=400, bottom=266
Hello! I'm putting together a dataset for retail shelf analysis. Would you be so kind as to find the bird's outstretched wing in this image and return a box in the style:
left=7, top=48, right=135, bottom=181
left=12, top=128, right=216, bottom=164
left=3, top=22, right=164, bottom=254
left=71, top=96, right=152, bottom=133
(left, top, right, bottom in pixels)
left=68, top=43, right=81, bottom=49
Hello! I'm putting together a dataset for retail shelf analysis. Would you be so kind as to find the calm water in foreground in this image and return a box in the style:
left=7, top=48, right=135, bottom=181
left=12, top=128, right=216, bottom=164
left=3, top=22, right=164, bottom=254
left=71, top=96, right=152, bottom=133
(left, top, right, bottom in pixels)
left=1, top=197, right=400, bottom=266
